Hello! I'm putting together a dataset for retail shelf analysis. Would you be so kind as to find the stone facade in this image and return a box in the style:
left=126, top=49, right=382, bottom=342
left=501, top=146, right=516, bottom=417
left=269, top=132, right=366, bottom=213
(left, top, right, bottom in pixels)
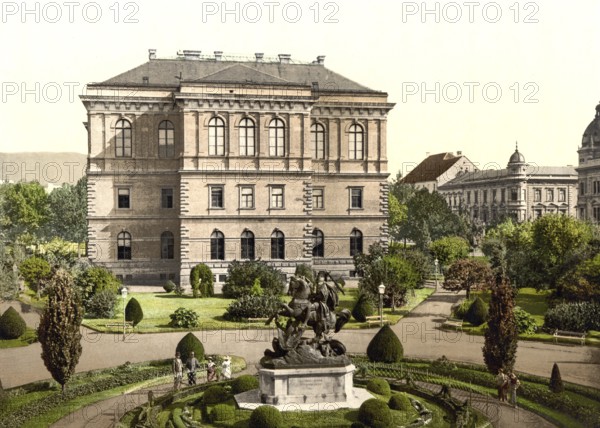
left=81, top=50, right=394, bottom=288
left=576, top=103, right=600, bottom=222
left=439, top=147, right=577, bottom=223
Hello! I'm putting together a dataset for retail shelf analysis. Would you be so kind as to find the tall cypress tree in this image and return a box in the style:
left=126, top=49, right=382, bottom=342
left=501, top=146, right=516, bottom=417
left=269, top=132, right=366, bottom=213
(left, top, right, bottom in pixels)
left=483, top=275, right=518, bottom=374
left=38, top=269, right=83, bottom=394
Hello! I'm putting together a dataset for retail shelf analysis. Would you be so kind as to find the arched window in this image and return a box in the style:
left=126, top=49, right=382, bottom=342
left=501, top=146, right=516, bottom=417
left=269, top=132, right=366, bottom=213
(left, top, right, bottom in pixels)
left=350, top=229, right=363, bottom=256
left=348, top=124, right=364, bottom=160
left=115, top=119, right=132, bottom=157
left=241, top=230, right=255, bottom=260
left=271, top=230, right=285, bottom=259
left=208, top=117, right=225, bottom=156
left=161, top=231, right=174, bottom=259
left=312, top=229, right=324, bottom=257
left=158, top=120, right=175, bottom=158
left=239, top=117, right=255, bottom=156
left=311, top=123, right=325, bottom=159
left=269, top=118, right=285, bottom=156
left=210, top=230, right=225, bottom=260
left=117, top=231, right=131, bottom=260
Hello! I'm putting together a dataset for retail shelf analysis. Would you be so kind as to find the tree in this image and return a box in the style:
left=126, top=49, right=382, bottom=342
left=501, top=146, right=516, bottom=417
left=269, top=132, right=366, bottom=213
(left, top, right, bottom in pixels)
left=74, top=266, right=120, bottom=307
left=45, top=177, right=87, bottom=244
left=37, top=269, right=83, bottom=393
left=554, top=253, right=600, bottom=303
left=381, top=255, right=417, bottom=310
left=18, top=256, right=52, bottom=295
left=429, top=236, right=470, bottom=268
left=125, top=297, right=144, bottom=326
left=443, top=258, right=493, bottom=299
left=0, top=242, right=19, bottom=300
left=388, top=193, right=407, bottom=239
left=483, top=277, right=518, bottom=375
left=549, top=362, right=564, bottom=393
left=2, top=181, right=49, bottom=240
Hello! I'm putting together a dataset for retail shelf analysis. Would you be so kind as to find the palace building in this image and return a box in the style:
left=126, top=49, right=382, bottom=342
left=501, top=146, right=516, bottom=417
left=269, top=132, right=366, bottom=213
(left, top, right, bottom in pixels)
left=80, top=50, right=395, bottom=288
left=438, top=146, right=577, bottom=223
left=576, top=102, right=600, bottom=222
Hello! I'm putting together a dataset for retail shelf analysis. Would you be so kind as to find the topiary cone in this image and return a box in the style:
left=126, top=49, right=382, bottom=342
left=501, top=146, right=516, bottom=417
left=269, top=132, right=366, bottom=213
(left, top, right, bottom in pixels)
left=0, top=306, right=27, bottom=339
left=549, top=362, right=564, bottom=393
left=125, top=297, right=144, bottom=327
left=366, top=324, right=403, bottom=363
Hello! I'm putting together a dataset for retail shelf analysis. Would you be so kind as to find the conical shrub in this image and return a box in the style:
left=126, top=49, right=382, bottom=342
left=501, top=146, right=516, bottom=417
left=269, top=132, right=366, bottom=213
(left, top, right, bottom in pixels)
left=549, top=362, right=564, bottom=393
left=352, top=294, right=374, bottom=322
left=366, top=324, right=403, bottom=363
left=0, top=306, right=27, bottom=339
left=175, top=332, right=205, bottom=362
left=466, top=297, right=488, bottom=326
left=125, top=298, right=144, bottom=327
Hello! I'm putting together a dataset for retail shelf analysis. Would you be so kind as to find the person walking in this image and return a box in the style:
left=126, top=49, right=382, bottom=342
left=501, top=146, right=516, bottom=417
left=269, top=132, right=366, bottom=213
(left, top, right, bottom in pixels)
left=221, top=355, right=232, bottom=380
left=172, top=352, right=183, bottom=391
left=508, top=372, right=520, bottom=407
left=206, top=357, right=216, bottom=382
left=496, top=368, right=508, bottom=401
left=186, top=351, right=201, bottom=385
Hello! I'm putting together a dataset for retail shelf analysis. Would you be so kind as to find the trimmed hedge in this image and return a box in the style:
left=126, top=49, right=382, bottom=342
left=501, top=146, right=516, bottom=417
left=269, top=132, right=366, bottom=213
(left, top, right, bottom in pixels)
left=125, top=297, right=144, bottom=327
left=352, top=293, right=374, bottom=322
left=163, top=281, right=176, bottom=293
left=366, top=378, right=391, bottom=396
left=224, top=295, right=282, bottom=321
left=203, top=385, right=228, bottom=405
left=358, top=398, right=393, bottom=428
left=190, top=264, right=214, bottom=298
left=544, top=302, right=600, bottom=332
left=388, top=392, right=412, bottom=411
left=210, top=403, right=235, bottom=422
left=223, top=260, right=284, bottom=298
left=0, top=306, right=27, bottom=339
left=232, top=375, right=258, bottom=394
left=175, top=333, right=205, bottom=362
left=465, top=297, right=488, bottom=326
left=366, top=325, right=403, bottom=363
left=248, top=405, right=283, bottom=428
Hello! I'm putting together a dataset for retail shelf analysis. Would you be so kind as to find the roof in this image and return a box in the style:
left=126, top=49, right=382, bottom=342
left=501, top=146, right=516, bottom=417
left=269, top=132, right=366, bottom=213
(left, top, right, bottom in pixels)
left=440, top=165, right=577, bottom=188
left=508, top=148, right=526, bottom=164
left=401, top=153, right=464, bottom=184
left=581, top=103, right=600, bottom=147
left=96, top=58, right=379, bottom=93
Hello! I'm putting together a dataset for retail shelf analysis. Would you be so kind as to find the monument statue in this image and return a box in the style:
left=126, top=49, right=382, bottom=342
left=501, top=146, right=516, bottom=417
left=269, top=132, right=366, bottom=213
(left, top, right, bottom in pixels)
left=261, top=271, right=352, bottom=368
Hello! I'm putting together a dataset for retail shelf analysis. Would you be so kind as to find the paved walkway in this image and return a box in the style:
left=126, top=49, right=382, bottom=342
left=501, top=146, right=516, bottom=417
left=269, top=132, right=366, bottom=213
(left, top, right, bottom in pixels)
left=2, top=287, right=599, bottom=426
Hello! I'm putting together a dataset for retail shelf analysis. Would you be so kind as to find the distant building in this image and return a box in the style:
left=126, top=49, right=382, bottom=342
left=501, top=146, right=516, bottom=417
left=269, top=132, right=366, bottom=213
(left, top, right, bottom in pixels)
left=576, top=102, right=600, bottom=222
left=400, top=152, right=477, bottom=192
left=439, top=147, right=577, bottom=223
left=80, top=50, right=395, bottom=288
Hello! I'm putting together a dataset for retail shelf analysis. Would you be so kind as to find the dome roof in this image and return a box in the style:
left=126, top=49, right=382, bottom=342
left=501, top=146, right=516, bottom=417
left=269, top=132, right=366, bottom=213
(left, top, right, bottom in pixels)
left=508, top=148, right=525, bottom=164
left=581, top=103, right=600, bottom=147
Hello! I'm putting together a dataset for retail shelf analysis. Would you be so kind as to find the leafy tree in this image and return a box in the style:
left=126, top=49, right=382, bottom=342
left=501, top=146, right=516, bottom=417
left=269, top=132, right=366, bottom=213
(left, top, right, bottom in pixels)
left=18, top=256, right=52, bottom=295
left=388, top=193, right=407, bottom=238
left=125, top=297, right=144, bottom=326
left=38, top=269, right=83, bottom=394
left=483, top=277, right=518, bottom=375
left=45, top=177, right=87, bottom=244
left=549, top=363, right=564, bottom=393
left=2, top=181, right=49, bottom=240
left=399, top=247, right=432, bottom=288
left=353, top=242, right=385, bottom=278
left=222, top=260, right=284, bottom=298
left=74, top=266, right=120, bottom=306
left=0, top=242, right=19, bottom=300
left=429, top=236, right=470, bottom=268
left=442, top=258, right=493, bottom=299
left=553, top=253, right=600, bottom=303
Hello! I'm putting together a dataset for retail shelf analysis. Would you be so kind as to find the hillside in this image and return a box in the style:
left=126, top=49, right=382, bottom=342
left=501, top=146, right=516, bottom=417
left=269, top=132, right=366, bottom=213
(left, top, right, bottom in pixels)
left=0, top=152, right=87, bottom=187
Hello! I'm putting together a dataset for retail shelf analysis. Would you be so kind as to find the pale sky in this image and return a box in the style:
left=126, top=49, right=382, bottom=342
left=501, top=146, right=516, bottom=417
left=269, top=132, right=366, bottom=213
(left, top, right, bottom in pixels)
left=1, top=0, right=599, bottom=177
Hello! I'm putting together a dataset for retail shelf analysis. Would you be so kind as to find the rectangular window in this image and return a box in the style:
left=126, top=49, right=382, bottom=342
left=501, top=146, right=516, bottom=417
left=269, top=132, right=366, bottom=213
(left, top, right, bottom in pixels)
left=466, top=191, right=471, bottom=204
left=594, top=181, right=600, bottom=194
left=210, top=186, right=224, bottom=208
left=546, top=189, right=554, bottom=202
left=534, top=189, right=541, bottom=202
left=161, top=188, right=173, bottom=209
left=350, top=188, right=363, bottom=209
left=240, top=186, right=254, bottom=209
left=594, top=207, right=600, bottom=222
left=474, top=191, right=479, bottom=204
left=118, top=188, right=130, bottom=209
left=535, top=209, right=542, bottom=218
left=580, top=182, right=586, bottom=196
left=558, top=188, right=566, bottom=202
left=492, top=189, right=497, bottom=202
left=270, top=186, right=284, bottom=209
left=313, top=188, right=324, bottom=209
left=501, top=189, right=506, bottom=203
left=483, top=190, right=487, bottom=204
left=511, top=188, right=518, bottom=201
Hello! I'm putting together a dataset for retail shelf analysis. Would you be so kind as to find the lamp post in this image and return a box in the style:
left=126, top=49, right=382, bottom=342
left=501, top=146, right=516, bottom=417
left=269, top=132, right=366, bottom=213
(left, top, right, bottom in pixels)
left=434, top=259, right=439, bottom=291
left=121, top=287, right=128, bottom=341
left=378, top=283, right=386, bottom=327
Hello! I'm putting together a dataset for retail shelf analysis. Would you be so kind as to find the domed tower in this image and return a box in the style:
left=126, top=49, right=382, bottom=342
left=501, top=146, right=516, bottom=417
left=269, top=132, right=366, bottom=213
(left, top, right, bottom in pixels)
left=576, top=102, right=600, bottom=221
left=506, top=143, right=528, bottom=221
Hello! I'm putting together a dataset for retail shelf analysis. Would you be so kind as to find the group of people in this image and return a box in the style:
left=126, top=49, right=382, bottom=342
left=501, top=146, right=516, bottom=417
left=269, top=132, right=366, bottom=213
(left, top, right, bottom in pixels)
left=496, top=368, right=521, bottom=407
left=172, top=352, right=232, bottom=390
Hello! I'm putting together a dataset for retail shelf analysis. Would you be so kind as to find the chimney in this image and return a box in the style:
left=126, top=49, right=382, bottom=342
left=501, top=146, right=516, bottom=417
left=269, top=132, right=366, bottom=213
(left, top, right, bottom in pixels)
left=278, top=54, right=291, bottom=64
left=255, top=52, right=264, bottom=62
left=148, top=49, right=157, bottom=60
left=316, top=55, right=325, bottom=65
left=182, top=50, right=201, bottom=59
left=457, top=150, right=462, bottom=156
left=214, top=51, right=223, bottom=61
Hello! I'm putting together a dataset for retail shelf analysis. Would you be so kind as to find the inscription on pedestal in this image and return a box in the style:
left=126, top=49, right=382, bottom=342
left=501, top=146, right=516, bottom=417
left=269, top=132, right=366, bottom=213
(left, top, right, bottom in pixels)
left=288, top=376, right=338, bottom=395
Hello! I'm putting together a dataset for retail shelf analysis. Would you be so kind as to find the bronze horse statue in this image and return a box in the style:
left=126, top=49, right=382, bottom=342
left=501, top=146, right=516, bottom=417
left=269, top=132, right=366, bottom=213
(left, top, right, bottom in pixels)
left=266, top=271, right=351, bottom=357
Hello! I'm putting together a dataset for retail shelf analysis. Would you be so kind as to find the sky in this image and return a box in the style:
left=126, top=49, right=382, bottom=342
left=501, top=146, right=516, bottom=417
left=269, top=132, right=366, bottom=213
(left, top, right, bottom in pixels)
left=1, top=0, right=599, bottom=178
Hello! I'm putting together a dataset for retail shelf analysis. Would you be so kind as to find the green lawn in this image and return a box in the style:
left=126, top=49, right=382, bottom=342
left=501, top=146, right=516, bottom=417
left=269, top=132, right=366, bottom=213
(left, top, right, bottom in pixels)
left=0, top=327, right=38, bottom=349
left=82, top=288, right=435, bottom=333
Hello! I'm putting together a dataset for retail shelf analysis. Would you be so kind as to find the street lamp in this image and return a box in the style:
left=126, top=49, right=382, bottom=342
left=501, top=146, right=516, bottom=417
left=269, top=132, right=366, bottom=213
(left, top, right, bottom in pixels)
left=378, top=283, right=386, bottom=327
left=121, top=287, right=128, bottom=341
left=434, top=259, right=439, bottom=291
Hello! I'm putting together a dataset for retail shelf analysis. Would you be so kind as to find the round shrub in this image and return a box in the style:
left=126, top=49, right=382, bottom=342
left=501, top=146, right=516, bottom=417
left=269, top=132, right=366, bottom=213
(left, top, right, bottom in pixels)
left=190, top=263, right=214, bottom=298
left=388, top=392, right=411, bottom=411
left=85, top=290, right=117, bottom=318
left=514, top=306, right=537, bottom=335
left=175, top=332, right=205, bottom=362
left=465, top=297, right=488, bottom=326
left=452, top=299, right=472, bottom=319
left=366, top=378, right=391, bottom=396
left=0, top=306, right=27, bottom=339
left=163, top=280, right=175, bottom=293
left=210, top=403, right=235, bottom=422
left=249, top=405, right=283, bottom=428
left=125, top=297, right=144, bottom=327
left=169, top=307, right=199, bottom=328
left=366, top=324, right=403, bottom=363
left=352, top=293, right=374, bottom=322
left=224, top=295, right=282, bottom=321
left=232, top=374, right=259, bottom=394
left=203, top=385, right=228, bottom=405
left=358, top=398, right=393, bottom=428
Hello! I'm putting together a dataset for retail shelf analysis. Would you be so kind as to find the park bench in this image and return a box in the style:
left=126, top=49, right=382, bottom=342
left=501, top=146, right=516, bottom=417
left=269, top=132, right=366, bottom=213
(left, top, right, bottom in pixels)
left=365, top=315, right=390, bottom=326
left=441, top=317, right=463, bottom=331
left=247, top=317, right=270, bottom=323
left=553, top=329, right=586, bottom=345
left=105, top=321, right=134, bottom=331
